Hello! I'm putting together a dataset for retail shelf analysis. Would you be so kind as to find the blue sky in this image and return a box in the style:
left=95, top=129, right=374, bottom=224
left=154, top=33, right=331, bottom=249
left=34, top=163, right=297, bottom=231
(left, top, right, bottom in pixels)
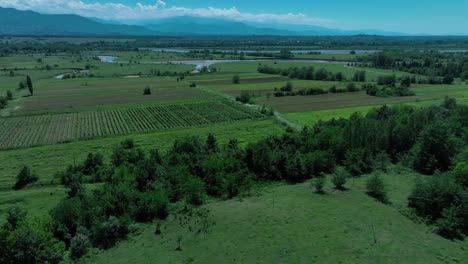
left=1, top=0, right=467, bottom=34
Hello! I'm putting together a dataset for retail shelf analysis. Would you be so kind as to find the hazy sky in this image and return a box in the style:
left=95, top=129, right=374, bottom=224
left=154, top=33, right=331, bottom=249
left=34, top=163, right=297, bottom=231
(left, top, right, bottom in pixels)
left=1, top=0, right=467, bottom=35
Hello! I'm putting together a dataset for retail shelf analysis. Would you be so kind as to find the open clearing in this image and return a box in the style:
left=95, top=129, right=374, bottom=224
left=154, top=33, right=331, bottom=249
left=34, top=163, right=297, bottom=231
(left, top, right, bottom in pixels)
left=82, top=172, right=468, bottom=264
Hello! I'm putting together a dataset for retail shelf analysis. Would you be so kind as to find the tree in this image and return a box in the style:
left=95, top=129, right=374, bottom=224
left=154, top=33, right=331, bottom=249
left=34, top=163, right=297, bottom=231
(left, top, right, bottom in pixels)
left=412, top=122, right=460, bottom=175
left=143, top=86, right=151, bottom=95
left=26, top=75, right=33, bottom=96
left=205, top=133, right=218, bottom=153
left=6, top=206, right=28, bottom=229
left=400, top=76, right=412, bottom=87
left=453, top=162, right=468, bottom=188
left=236, top=91, right=251, bottom=104
left=232, top=74, right=240, bottom=84
left=442, top=74, right=454, bottom=84
left=346, top=82, right=358, bottom=92
left=70, top=233, right=90, bottom=259
left=18, top=81, right=25, bottom=90
left=6, top=90, right=13, bottom=100
left=331, top=167, right=349, bottom=190
left=312, top=176, right=325, bottom=193
left=366, top=174, right=388, bottom=203
left=14, top=166, right=38, bottom=190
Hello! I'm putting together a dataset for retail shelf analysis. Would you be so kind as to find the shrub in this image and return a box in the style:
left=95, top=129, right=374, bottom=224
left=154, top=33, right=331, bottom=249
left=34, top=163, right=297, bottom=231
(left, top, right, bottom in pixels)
left=6, top=90, right=13, bottom=100
left=236, top=91, right=252, bottom=104
left=232, top=74, right=240, bottom=84
left=143, top=86, right=151, bottom=95
left=312, top=177, right=325, bottom=193
left=4, top=217, right=66, bottom=264
left=408, top=175, right=461, bottom=221
left=70, top=233, right=90, bottom=259
left=366, top=174, right=388, bottom=203
left=83, top=152, right=104, bottom=175
left=183, top=176, right=206, bottom=206
left=14, top=166, right=38, bottom=190
left=331, top=167, right=349, bottom=190
left=344, top=148, right=373, bottom=176
left=189, top=82, right=197, bottom=87
left=95, top=216, right=129, bottom=249
left=412, top=122, right=460, bottom=175
left=6, top=206, right=27, bottom=229
left=346, top=82, right=358, bottom=92
left=453, top=162, right=468, bottom=188
left=436, top=206, right=463, bottom=239
left=133, top=188, right=169, bottom=222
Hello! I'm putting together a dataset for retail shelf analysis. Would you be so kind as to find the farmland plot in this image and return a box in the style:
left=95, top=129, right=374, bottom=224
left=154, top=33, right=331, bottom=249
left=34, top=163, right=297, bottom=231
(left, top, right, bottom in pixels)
left=0, top=101, right=263, bottom=149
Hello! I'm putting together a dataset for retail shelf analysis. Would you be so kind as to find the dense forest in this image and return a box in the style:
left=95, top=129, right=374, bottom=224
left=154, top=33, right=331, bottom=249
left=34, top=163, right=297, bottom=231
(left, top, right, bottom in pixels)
left=1, top=97, right=467, bottom=263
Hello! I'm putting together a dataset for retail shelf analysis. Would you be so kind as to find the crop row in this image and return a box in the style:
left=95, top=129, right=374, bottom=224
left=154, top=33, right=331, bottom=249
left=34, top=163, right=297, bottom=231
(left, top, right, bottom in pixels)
left=0, top=102, right=263, bottom=150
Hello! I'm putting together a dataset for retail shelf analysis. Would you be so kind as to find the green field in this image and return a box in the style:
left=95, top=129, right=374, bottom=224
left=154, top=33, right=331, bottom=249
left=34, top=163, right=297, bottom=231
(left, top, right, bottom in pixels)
left=1, top=43, right=467, bottom=264
left=81, top=171, right=468, bottom=264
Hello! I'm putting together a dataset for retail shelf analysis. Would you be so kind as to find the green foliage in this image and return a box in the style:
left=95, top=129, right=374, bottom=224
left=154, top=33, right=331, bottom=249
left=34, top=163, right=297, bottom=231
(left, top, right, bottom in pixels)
left=70, top=233, right=91, bottom=259
left=343, top=148, right=373, bottom=176
left=331, top=167, right=349, bottom=190
left=6, top=90, right=13, bottom=100
left=0, top=215, right=66, bottom=264
left=366, top=174, right=388, bottom=203
left=236, top=91, right=252, bottom=104
left=353, top=70, right=366, bottom=82
left=26, top=75, right=33, bottom=96
left=408, top=175, right=461, bottom=221
left=14, top=166, right=38, bottom=190
left=6, top=206, right=28, bottom=229
left=232, top=74, right=240, bottom=84
left=143, top=86, right=151, bottom=95
left=412, top=122, right=460, bottom=175
left=312, top=176, right=326, bottom=193
left=436, top=206, right=463, bottom=239
left=346, top=82, right=358, bottom=92
left=95, top=216, right=129, bottom=249
left=453, top=162, right=468, bottom=188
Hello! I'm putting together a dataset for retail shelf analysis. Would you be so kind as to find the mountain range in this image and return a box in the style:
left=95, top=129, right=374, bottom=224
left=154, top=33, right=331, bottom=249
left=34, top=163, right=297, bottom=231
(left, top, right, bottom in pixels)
left=0, top=7, right=403, bottom=36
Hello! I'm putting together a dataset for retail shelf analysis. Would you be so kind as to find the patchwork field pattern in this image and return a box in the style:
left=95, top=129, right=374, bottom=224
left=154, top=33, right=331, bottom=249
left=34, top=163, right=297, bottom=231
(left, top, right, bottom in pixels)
left=0, top=101, right=263, bottom=149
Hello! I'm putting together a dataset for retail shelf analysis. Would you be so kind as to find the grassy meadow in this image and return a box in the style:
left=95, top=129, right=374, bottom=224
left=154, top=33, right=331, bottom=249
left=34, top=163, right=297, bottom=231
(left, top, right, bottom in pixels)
left=82, top=171, right=468, bottom=264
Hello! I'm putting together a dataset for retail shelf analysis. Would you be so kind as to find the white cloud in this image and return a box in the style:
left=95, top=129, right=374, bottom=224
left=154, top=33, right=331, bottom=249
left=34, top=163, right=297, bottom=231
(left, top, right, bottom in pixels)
left=0, top=0, right=334, bottom=26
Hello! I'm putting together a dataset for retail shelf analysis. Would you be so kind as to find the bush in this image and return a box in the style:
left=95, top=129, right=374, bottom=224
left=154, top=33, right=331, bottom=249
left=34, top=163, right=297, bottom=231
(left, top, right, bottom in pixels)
left=366, top=174, right=388, bottom=203
left=232, top=74, right=240, bottom=84
left=70, top=233, right=90, bottom=259
left=3, top=218, right=66, bottom=264
left=143, top=86, right=151, bottom=95
left=344, top=148, right=373, bottom=176
left=346, top=82, right=358, bottom=92
left=183, top=176, right=206, bottom=206
left=95, top=216, right=129, bottom=249
left=236, top=91, right=252, bottom=104
left=436, top=206, right=463, bottom=239
left=412, top=122, right=460, bottom=175
left=408, top=175, right=461, bottom=221
left=453, top=162, right=468, bottom=188
left=6, top=206, right=27, bottom=229
left=312, top=177, right=325, bottom=193
left=331, top=167, right=349, bottom=190
left=6, top=90, right=13, bottom=100
left=14, top=166, right=38, bottom=190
